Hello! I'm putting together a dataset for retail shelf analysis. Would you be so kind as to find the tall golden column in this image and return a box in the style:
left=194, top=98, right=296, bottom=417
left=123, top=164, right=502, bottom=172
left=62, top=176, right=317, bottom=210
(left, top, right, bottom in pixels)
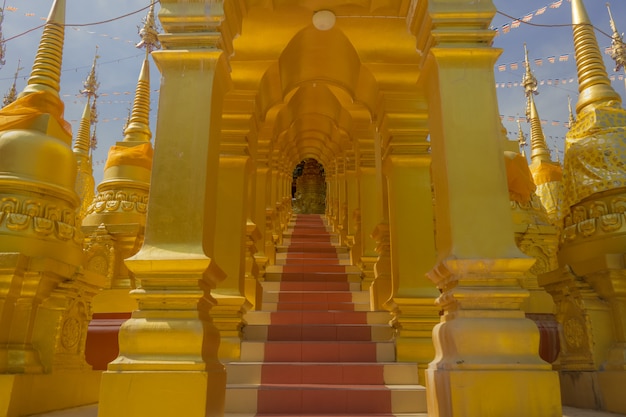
left=98, top=1, right=230, bottom=416
left=344, top=150, right=361, bottom=265
left=357, top=134, right=385, bottom=295
left=212, top=97, right=256, bottom=360
left=379, top=101, right=439, bottom=384
left=540, top=0, right=626, bottom=412
left=81, top=2, right=159, bottom=371
left=414, top=0, right=561, bottom=415
left=0, top=0, right=102, bottom=414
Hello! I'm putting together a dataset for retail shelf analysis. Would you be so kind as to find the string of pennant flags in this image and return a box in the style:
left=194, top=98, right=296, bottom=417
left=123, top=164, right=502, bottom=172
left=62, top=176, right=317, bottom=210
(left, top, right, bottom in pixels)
left=496, top=46, right=615, bottom=73
left=2, top=6, right=140, bottom=45
left=496, top=74, right=625, bottom=89
left=500, top=114, right=570, bottom=128
left=492, top=0, right=573, bottom=37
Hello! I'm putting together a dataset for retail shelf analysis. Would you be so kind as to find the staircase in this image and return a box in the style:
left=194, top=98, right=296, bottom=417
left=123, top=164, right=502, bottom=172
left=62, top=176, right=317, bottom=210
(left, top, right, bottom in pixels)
left=225, top=214, right=427, bottom=416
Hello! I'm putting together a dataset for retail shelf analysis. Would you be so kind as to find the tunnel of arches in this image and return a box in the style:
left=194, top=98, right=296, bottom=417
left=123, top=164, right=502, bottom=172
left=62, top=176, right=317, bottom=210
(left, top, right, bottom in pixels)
left=292, top=158, right=326, bottom=214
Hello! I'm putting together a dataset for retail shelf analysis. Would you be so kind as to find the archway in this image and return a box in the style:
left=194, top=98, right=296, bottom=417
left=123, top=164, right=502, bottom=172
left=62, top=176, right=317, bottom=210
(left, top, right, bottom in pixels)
left=292, top=158, right=326, bottom=214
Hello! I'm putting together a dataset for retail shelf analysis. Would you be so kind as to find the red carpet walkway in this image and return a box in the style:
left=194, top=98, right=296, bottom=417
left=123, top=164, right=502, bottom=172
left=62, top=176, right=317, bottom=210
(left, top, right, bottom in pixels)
left=224, top=214, right=427, bottom=417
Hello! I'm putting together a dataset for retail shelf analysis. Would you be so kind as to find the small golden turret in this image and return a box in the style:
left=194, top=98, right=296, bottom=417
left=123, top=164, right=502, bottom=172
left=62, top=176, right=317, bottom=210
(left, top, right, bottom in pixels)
left=83, top=0, right=158, bottom=229
left=522, top=45, right=563, bottom=222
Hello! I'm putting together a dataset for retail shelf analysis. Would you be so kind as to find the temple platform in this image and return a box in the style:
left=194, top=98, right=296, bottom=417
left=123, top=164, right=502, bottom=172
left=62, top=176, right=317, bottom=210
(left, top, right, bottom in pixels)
left=27, top=404, right=626, bottom=417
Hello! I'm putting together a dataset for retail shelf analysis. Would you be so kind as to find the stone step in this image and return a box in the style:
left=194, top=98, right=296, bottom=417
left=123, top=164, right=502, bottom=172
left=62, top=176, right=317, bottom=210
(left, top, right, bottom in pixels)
left=243, top=324, right=394, bottom=341
left=262, top=288, right=369, bottom=307
left=245, top=310, right=391, bottom=326
left=225, top=384, right=427, bottom=415
left=240, top=340, right=396, bottom=362
left=225, top=362, right=421, bottom=385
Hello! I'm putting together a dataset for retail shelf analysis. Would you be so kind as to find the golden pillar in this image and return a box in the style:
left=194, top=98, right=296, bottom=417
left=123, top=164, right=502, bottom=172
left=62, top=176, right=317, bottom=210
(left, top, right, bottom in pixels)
left=381, top=110, right=439, bottom=384
left=420, top=2, right=560, bottom=414
left=213, top=151, right=252, bottom=361
left=358, top=144, right=383, bottom=293
left=97, top=16, right=230, bottom=413
left=345, top=152, right=361, bottom=265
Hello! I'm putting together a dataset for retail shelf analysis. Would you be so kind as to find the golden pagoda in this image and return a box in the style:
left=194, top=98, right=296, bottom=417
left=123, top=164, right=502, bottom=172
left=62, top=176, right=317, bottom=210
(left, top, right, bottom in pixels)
left=2, top=0, right=626, bottom=416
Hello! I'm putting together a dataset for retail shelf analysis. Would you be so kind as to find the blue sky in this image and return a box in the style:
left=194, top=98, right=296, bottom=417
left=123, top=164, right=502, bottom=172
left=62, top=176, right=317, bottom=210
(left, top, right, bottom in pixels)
left=0, top=0, right=625, bottom=185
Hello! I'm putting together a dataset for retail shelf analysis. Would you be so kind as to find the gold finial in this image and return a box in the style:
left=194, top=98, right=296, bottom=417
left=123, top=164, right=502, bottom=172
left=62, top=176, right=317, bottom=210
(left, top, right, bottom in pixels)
left=528, top=94, right=552, bottom=164
left=571, top=0, right=621, bottom=114
left=122, top=107, right=131, bottom=134
left=516, top=119, right=527, bottom=157
left=522, top=43, right=539, bottom=121
left=81, top=47, right=100, bottom=99
left=122, top=1, right=159, bottom=143
left=607, top=2, right=626, bottom=91
left=136, top=0, right=160, bottom=55
left=567, top=95, right=576, bottom=127
left=3, top=59, right=22, bottom=107
left=19, top=0, right=66, bottom=98
left=73, top=96, right=92, bottom=156
left=553, top=144, right=561, bottom=164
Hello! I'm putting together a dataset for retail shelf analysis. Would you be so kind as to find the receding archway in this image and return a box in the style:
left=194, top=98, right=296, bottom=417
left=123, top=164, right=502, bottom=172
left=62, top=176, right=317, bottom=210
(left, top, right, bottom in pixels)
left=291, top=158, right=326, bottom=214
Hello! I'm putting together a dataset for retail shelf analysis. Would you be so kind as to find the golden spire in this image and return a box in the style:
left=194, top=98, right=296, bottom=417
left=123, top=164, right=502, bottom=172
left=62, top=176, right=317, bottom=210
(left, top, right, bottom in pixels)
left=516, top=120, right=527, bottom=157
left=73, top=97, right=92, bottom=157
left=122, top=58, right=152, bottom=142
left=528, top=94, right=552, bottom=164
left=19, top=0, right=66, bottom=98
left=2, top=59, right=21, bottom=107
left=123, top=0, right=160, bottom=143
left=522, top=43, right=538, bottom=121
left=571, top=0, right=621, bottom=114
left=567, top=96, right=576, bottom=128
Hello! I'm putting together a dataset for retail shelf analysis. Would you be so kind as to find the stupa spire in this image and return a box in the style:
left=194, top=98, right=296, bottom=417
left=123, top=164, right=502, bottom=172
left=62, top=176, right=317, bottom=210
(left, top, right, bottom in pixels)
left=516, top=120, right=527, bottom=158
left=122, top=58, right=152, bottom=142
left=571, top=0, right=621, bottom=114
left=522, top=43, right=538, bottom=121
left=528, top=95, right=552, bottom=164
left=123, top=0, right=159, bottom=143
left=567, top=96, right=576, bottom=128
left=73, top=98, right=92, bottom=156
left=19, top=0, right=66, bottom=98
left=3, top=59, right=21, bottom=107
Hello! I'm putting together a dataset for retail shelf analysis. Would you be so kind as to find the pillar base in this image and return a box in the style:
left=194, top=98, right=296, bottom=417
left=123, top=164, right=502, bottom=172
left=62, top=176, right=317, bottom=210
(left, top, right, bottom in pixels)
left=0, top=371, right=100, bottom=417
left=426, top=369, right=561, bottom=417
left=99, top=369, right=226, bottom=417
left=560, top=370, right=626, bottom=414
